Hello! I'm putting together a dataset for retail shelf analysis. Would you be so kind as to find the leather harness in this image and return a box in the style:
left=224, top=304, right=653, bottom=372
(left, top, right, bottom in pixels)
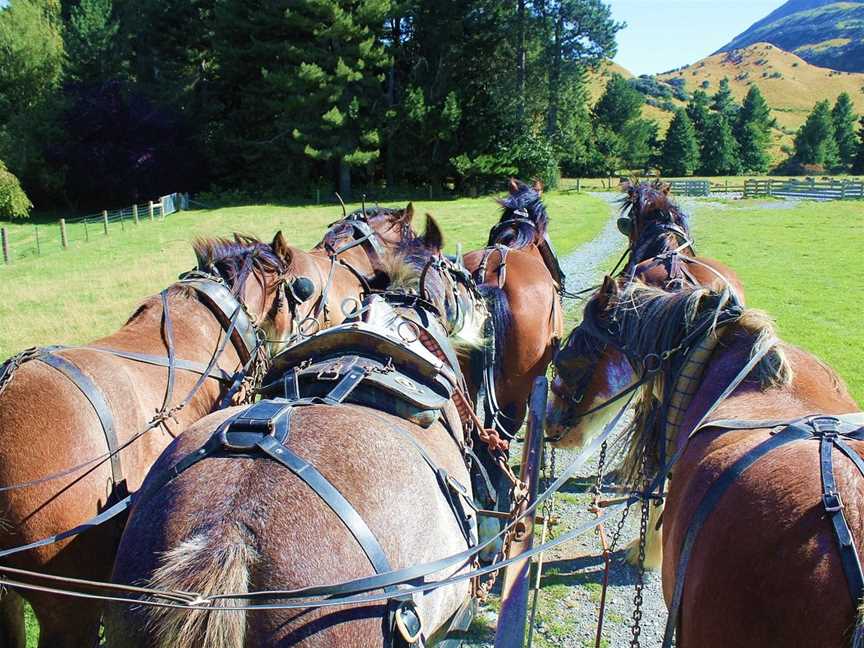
left=19, top=278, right=263, bottom=499
left=663, top=413, right=864, bottom=647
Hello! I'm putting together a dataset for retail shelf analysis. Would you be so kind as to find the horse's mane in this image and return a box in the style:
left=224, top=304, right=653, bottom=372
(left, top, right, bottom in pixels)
left=320, top=206, right=409, bottom=250
left=383, top=236, right=435, bottom=295
left=621, top=182, right=692, bottom=262
left=579, top=281, right=793, bottom=485
left=489, top=180, right=549, bottom=249
left=192, top=234, right=284, bottom=295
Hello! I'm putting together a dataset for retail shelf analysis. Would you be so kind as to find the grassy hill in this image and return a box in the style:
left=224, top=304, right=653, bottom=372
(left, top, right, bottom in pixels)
left=718, top=0, right=864, bottom=73
left=588, top=42, right=864, bottom=161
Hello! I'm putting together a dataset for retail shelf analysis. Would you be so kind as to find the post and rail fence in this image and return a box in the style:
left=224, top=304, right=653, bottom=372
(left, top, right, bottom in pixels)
left=0, top=193, right=189, bottom=265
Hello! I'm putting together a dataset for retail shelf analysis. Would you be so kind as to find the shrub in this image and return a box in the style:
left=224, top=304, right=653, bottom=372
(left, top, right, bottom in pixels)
left=0, top=162, right=33, bottom=219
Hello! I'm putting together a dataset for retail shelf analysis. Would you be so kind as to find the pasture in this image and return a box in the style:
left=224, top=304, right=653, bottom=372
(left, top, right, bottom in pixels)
left=0, top=191, right=609, bottom=361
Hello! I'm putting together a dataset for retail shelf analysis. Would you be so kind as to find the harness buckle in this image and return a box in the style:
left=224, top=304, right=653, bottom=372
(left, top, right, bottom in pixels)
left=812, top=416, right=841, bottom=436
left=317, top=361, right=344, bottom=381
left=823, top=491, right=844, bottom=513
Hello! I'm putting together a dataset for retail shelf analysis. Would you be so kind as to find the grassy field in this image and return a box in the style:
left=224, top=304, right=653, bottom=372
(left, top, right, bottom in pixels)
left=0, top=191, right=610, bottom=361
left=692, top=198, right=864, bottom=402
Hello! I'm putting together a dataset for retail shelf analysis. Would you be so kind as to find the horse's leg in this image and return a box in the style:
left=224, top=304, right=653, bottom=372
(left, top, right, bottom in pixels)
left=625, top=502, right=663, bottom=569
left=0, top=590, right=26, bottom=648
left=30, top=594, right=101, bottom=648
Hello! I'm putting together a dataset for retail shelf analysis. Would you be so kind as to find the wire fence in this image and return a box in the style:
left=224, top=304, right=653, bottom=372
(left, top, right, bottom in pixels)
left=0, top=193, right=188, bottom=265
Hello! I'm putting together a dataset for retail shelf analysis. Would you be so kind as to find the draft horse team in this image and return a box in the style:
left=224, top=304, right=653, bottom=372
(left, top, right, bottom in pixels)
left=0, top=179, right=860, bottom=647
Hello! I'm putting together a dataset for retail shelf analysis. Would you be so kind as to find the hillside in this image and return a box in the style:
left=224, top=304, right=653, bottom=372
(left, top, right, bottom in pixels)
left=718, top=0, right=864, bottom=73
left=657, top=43, right=864, bottom=154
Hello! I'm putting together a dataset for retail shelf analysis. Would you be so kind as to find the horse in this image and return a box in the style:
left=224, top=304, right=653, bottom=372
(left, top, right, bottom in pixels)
left=312, top=203, right=417, bottom=291
left=105, top=216, right=489, bottom=647
left=462, top=179, right=564, bottom=553
left=549, top=276, right=863, bottom=647
left=0, top=232, right=356, bottom=648
left=617, top=181, right=744, bottom=300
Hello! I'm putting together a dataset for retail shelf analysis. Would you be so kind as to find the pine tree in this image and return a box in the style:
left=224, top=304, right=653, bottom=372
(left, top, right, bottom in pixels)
left=64, top=0, right=120, bottom=85
left=686, top=89, right=711, bottom=141
left=593, top=73, right=643, bottom=131
left=853, top=116, right=864, bottom=174
left=710, top=77, right=738, bottom=121
left=794, top=100, right=840, bottom=170
left=659, top=109, right=699, bottom=177
left=831, top=92, right=858, bottom=169
left=735, top=85, right=774, bottom=172
left=700, top=112, right=741, bottom=176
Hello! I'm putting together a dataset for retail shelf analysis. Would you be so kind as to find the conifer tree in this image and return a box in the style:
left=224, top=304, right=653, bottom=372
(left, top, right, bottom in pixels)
left=593, top=73, right=643, bottom=131
left=64, top=0, right=120, bottom=84
left=710, top=77, right=738, bottom=121
left=659, top=109, right=699, bottom=176
left=686, top=89, right=711, bottom=141
left=831, top=92, right=858, bottom=169
left=794, top=100, right=840, bottom=170
left=735, top=85, right=774, bottom=172
left=700, top=112, right=741, bottom=176
left=852, top=116, right=864, bottom=174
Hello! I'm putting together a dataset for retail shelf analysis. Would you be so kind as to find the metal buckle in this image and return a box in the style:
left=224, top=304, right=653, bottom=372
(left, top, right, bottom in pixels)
left=812, top=416, right=841, bottom=436
left=316, top=361, right=343, bottom=381
left=823, top=491, right=843, bottom=513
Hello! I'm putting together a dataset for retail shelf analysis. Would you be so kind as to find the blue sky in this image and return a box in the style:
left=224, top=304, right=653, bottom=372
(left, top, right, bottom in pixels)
left=607, top=0, right=785, bottom=75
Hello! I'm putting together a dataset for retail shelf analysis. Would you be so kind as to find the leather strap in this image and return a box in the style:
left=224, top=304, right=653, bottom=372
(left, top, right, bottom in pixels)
left=178, top=278, right=259, bottom=362
left=36, top=352, right=125, bottom=492
left=86, top=347, right=232, bottom=382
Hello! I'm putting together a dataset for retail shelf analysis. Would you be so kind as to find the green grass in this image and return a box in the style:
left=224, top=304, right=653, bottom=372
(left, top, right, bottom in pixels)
left=0, top=191, right=609, bottom=360
left=692, top=199, right=864, bottom=403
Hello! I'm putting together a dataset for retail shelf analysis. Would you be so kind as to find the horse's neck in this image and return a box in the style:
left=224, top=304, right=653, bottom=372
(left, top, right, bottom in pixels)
left=312, top=245, right=375, bottom=278
left=96, top=290, right=244, bottom=404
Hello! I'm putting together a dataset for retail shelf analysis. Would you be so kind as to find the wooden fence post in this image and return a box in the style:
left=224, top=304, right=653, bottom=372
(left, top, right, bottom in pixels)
left=34, top=225, right=40, bottom=256
left=84, top=217, right=89, bottom=242
left=119, top=210, right=125, bottom=232
left=102, top=210, right=109, bottom=235
left=148, top=201, right=154, bottom=221
left=160, top=197, right=167, bottom=220
left=133, top=204, right=139, bottom=225
left=60, top=219, right=68, bottom=248
left=1, top=227, right=9, bottom=265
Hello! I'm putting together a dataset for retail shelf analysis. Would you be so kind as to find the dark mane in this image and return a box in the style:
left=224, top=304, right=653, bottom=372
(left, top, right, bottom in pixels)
left=489, top=180, right=549, bottom=249
left=192, top=234, right=284, bottom=295
left=320, top=206, right=408, bottom=250
left=621, top=182, right=692, bottom=261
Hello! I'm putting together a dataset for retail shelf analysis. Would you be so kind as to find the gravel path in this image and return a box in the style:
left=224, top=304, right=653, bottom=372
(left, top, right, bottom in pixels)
left=463, top=192, right=667, bottom=648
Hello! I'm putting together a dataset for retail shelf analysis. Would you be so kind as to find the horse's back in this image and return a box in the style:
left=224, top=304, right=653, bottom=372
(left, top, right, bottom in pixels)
left=109, top=404, right=472, bottom=647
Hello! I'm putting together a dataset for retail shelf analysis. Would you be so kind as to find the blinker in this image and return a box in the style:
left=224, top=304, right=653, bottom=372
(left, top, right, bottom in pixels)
left=616, top=216, right=633, bottom=236
left=289, top=276, right=315, bottom=303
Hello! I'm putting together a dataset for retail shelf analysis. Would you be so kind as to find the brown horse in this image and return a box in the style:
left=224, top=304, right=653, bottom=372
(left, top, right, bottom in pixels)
left=0, top=233, right=358, bottom=648
left=462, top=180, right=563, bottom=553
left=312, top=203, right=417, bottom=288
left=550, top=277, right=863, bottom=647
left=105, top=217, right=487, bottom=647
left=618, top=181, right=744, bottom=300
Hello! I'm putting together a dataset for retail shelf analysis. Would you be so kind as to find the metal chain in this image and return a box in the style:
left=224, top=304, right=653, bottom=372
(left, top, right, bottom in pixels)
left=629, top=451, right=651, bottom=648
left=607, top=502, right=632, bottom=552
left=592, top=440, right=608, bottom=499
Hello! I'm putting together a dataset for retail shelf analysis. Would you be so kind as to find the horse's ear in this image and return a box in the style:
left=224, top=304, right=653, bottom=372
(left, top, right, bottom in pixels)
left=597, top=275, right=619, bottom=308
left=532, top=179, right=544, bottom=195
left=271, top=230, right=292, bottom=263
left=423, top=214, right=444, bottom=252
left=400, top=202, right=415, bottom=224
left=660, top=182, right=671, bottom=195
left=508, top=178, right=520, bottom=194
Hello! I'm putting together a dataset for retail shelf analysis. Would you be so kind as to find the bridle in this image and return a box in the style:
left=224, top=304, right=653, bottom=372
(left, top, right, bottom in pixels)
left=418, top=254, right=483, bottom=337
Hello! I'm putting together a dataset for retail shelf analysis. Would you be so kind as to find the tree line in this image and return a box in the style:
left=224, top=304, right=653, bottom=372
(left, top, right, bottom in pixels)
left=0, top=0, right=626, bottom=212
left=656, top=78, right=864, bottom=178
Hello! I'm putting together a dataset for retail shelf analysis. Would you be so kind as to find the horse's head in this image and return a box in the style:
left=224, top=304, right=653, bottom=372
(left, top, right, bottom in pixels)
left=390, top=215, right=486, bottom=350
left=192, top=233, right=318, bottom=357
left=618, top=181, right=692, bottom=262
left=318, top=203, right=418, bottom=285
left=488, top=179, right=549, bottom=249
left=546, top=276, right=638, bottom=448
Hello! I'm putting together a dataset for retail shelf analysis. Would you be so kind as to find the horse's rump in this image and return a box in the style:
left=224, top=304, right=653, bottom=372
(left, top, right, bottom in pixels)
left=108, top=403, right=473, bottom=647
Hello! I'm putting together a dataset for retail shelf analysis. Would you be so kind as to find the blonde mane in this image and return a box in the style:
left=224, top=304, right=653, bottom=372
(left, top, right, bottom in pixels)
left=593, top=282, right=794, bottom=486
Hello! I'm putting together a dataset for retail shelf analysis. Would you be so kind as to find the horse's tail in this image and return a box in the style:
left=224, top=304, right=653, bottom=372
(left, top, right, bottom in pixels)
left=145, top=523, right=258, bottom=648
left=477, top=285, right=511, bottom=380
